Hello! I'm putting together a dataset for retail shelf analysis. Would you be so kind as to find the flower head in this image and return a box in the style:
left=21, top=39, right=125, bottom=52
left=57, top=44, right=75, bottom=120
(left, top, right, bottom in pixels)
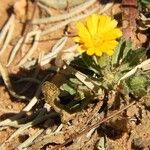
left=74, top=14, right=122, bottom=56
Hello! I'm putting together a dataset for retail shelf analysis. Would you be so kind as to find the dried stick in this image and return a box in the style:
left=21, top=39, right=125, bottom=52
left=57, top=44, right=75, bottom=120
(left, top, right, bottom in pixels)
left=29, top=124, right=63, bottom=149
left=0, top=15, right=15, bottom=55
left=17, top=30, right=41, bottom=66
left=41, top=6, right=100, bottom=35
left=7, top=37, right=24, bottom=66
left=37, top=2, right=52, bottom=16
left=32, top=0, right=96, bottom=24
left=40, top=36, right=68, bottom=66
left=21, top=30, right=40, bottom=56
left=23, top=97, right=39, bottom=112
left=0, top=14, right=14, bottom=44
left=0, top=59, right=27, bottom=100
left=53, top=101, right=135, bottom=150
left=0, top=112, right=26, bottom=127
left=118, top=59, right=150, bottom=85
left=2, top=109, right=46, bottom=144
left=0, top=109, right=43, bottom=128
left=17, top=129, right=44, bottom=150
left=9, top=113, right=52, bottom=140
left=99, top=2, right=114, bottom=14
left=0, top=111, right=56, bottom=148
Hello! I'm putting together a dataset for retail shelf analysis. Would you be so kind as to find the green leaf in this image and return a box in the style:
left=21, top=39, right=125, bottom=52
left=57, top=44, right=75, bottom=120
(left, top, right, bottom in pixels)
left=119, top=63, right=132, bottom=73
left=111, top=38, right=125, bottom=66
left=69, top=78, right=82, bottom=85
left=60, top=84, right=76, bottom=95
left=122, top=39, right=132, bottom=61
left=141, top=0, right=150, bottom=4
left=82, top=53, right=100, bottom=74
left=77, top=90, right=85, bottom=100
left=98, top=54, right=111, bottom=68
left=123, top=48, right=146, bottom=67
left=127, top=76, right=147, bottom=97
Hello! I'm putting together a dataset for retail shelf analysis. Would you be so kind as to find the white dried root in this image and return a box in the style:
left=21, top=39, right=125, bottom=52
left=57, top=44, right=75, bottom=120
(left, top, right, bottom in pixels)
left=37, top=2, right=52, bottom=16
left=32, top=0, right=96, bottom=24
left=41, top=6, right=100, bottom=35
left=0, top=59, right=27, bottom=100
left=39, top=36, right=68, bottom=66
left=17, top=129, right=44, bottom=150
left=17, top=30, right=41, bottom=67
left=7, top=37, right=24, bottom=66
left=0, top=14, right=15, bottom=55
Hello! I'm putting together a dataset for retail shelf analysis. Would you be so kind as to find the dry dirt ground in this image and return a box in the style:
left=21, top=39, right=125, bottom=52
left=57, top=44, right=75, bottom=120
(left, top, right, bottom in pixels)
left=0, top=0, right=150, bottom=150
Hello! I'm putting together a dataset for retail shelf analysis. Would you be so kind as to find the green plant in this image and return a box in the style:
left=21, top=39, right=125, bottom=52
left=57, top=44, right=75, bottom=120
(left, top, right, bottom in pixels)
left=60, top=39, right=149, bottom=107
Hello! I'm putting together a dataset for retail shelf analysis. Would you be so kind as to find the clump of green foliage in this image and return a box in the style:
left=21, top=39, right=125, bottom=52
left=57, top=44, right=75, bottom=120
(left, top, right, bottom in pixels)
left=60, top=39, right=150, bottom=109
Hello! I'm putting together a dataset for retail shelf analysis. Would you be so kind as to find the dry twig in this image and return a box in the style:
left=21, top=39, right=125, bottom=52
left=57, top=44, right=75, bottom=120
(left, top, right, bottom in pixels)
left=41, top=6, right=100, bottom=35
left=0, top=59, right=27, bottom=100
left=17, top=30, right=41, bottom=66
left=0, top=14, right=15, bottom=55
left=32, top=0, right=97, bottom=24
left=53, top=101, right=135, bottom=150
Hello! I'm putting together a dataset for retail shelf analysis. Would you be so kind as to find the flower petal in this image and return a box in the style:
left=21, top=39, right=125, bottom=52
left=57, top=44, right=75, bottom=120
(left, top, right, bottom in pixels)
left=95, top=49, right=103, bottom=56
left=76, top=22, right=93, bottom=46
left=76, top=22, right=91, bottom=40
left=74, top=14, right=122, bottom=57
left=86, top=48, right=94, bottom=55
left=104, top=28, right=122, bottom=40
left=86, top=14, right=99, bottom=36
left=101, top=40, right=118, bottom=53
left=98, top=15, right=111, bottom=34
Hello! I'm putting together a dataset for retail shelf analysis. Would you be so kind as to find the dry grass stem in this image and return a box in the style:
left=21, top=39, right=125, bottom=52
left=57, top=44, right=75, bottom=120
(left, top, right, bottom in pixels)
left=0, top=15, right=15, bottom=55
left=0, top=112, right=26, bottom=127
left=40, top=36, right=68, bottom=66
left=21, top=30, right=40, bottom=56
left=0, top=14, right=14, bottom=45
left=0, top=109, right=44, bottom=128
left=32, top=0, right=97, bottom=24
left=118, top=59, right=150, bottom=85
left=23, top=97, right=39, bottom=112
left=7, top=37, right=24, bottom=66
left=0, top=59, right=27, bottom=100
left=99, top=2, right=114, bottom=14
left=54, top=101, right=136, bottom=150
left=37, top=2, right=52, bottom=16
left=5, top=109, right=46, bottom=142
left=0, top=111, right=56, bottom=148
left=17, top=129, right=44, bottom=150
left=17, top=30, right=41, bottom=67
left=41, top=6, right=99, bottom=35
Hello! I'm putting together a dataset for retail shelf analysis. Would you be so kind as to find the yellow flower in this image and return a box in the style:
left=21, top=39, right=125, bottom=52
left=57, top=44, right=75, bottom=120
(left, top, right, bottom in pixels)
left=74, top=14, right=122, bottom=56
